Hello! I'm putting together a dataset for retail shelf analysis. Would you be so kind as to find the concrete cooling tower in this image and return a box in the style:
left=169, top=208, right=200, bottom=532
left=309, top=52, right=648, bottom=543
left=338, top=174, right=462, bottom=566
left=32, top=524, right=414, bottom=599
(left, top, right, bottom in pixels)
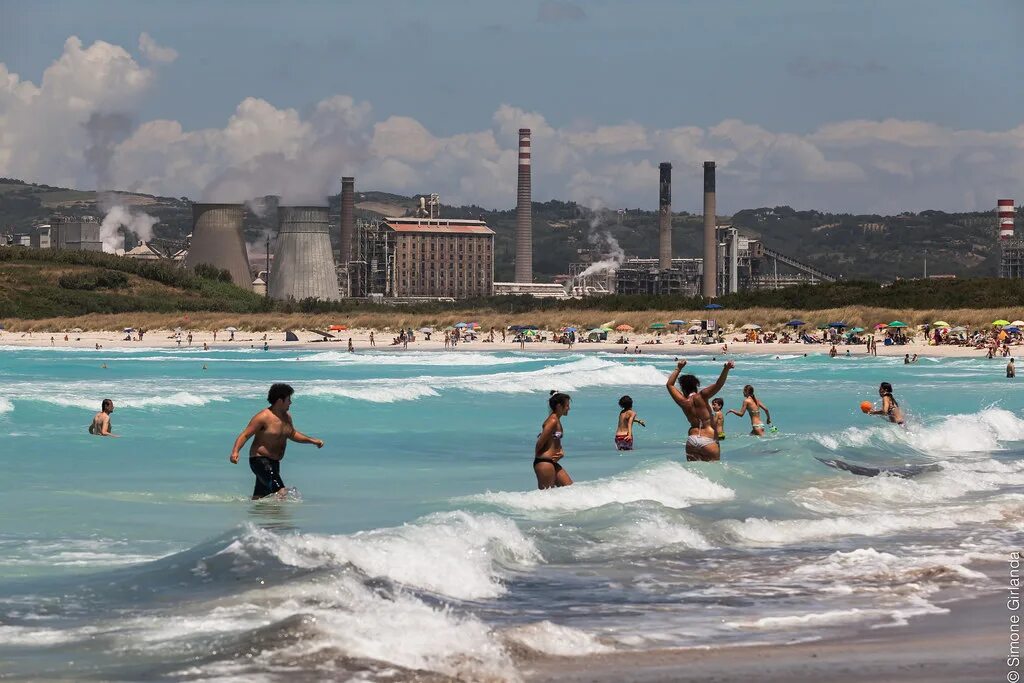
left=269, top=206, right=340, bottom=301
left=185, top=204, right=251, bottom=288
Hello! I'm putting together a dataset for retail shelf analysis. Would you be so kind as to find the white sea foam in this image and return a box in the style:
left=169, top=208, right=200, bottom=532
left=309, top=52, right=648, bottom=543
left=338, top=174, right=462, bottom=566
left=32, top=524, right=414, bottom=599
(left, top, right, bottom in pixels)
left=211, top=512, right=539, bottom=600
left=302, top=350, right=552, bottom=366
left=39, top=391, right=228, bottom=410
left=792, top=547, right=988, bottom=585
left=466, top=462, right=734, bottom=513
left=0, top=397, right=13, bottom=414
left=503, top=621, right=613, bottom=655
left=727, top=598, right=947, bottom=631
left=0, top=624, right=98, bottom=646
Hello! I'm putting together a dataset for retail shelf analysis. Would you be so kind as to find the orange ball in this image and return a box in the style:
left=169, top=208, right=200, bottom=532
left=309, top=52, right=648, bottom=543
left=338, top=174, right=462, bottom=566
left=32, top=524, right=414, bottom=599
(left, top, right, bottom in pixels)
left=860, top=401, right=873, bottom=414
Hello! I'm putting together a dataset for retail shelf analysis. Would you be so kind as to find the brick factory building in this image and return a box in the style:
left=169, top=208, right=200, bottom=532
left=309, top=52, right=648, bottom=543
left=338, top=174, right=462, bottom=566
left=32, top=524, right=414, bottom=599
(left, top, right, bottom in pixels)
left=351, top=217, right=495, bottom=299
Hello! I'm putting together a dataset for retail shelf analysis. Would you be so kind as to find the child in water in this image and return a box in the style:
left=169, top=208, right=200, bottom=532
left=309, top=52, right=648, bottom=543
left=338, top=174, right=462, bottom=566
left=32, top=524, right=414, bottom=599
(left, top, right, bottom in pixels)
left=711, top=398, right=726, bottom=441
left=614, top=395, right=646, bottom=450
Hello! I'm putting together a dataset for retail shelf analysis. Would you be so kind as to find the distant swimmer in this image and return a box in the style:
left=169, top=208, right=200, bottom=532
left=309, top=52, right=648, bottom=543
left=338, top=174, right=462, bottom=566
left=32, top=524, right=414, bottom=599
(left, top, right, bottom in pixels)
left=88, top=399, right=117, bottom=437
left=728, top=384, right=772, bottom=436
left=229, top=383, right=324, bottom=500
left=534, top=391, right=573, bottom=488
left=711, top=398, right=726, bottom=441
left=1008, top=358, right=1016, bottom=378
left=868, top=381, right=904, bottom=426
left=666, top=359, right=734, bottom=462
left=614, top=395, right=645, bottom=451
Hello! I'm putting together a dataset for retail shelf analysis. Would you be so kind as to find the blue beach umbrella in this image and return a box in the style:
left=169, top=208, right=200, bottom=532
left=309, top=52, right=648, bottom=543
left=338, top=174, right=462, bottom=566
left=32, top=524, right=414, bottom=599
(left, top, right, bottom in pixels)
left=705, top=303, right=723, bottom=310
left=669, top=319, right=686, bottom=326
left=454, top=322, right=468, bottom=328
left=785, top=319, right=805, bottom=327
left=1005, top=326, right=1020, bottom=333
left=828, top=322, right=847, bottom=328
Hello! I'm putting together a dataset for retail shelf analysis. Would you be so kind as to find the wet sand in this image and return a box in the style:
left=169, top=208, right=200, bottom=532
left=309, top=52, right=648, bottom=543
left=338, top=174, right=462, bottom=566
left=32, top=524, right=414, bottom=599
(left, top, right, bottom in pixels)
left=522, top=590, right=1010, bottom=683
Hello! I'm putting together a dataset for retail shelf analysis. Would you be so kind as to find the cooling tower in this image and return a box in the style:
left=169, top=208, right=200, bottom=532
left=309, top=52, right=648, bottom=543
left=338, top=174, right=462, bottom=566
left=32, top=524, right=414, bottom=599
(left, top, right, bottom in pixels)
left=270, top=206, right=340, bottom=301
left=515, top=128, right=532, bottom=283
left=658, top=162, right=672, bottom=270
left=185, top=204, right=251, bottom=288
left=702, top=162, right=717, bottom=298
left=340, top=177, right=355, bottom=265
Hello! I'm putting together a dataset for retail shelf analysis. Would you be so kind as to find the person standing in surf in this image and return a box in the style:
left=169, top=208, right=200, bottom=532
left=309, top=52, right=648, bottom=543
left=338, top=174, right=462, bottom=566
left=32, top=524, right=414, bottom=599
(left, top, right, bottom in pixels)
left=868, top=381, right=905, bottom=426
left=666, top=359, right=734, bottom=461
left=614, top=395, right=645, bottom=451
left=534, top=391, right=573, bottom=488
left=711, top=398, right=726, bottom=441
left=728, top=384, right=772, bottom=436
left=229, top=383, right=324, bottom=499
left=1008, top=358, right=1016, bottom=378
left=88, top=399, right=118, bottom=437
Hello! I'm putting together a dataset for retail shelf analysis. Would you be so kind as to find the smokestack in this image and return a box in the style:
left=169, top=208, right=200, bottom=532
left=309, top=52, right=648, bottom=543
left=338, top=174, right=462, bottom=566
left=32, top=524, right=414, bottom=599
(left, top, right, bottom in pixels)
left=658, top=162, right=672, bottom=270
left=340, top=177, right=355, bottom=264
left=515, top=128, right=532, bottom=283
left=185, top=203, right=251, bottom=288
left=999, top=199, right=1015, bottom=240
left=270, top=206, right=340, bottom=301
left=702, top=161, right=717, bottom=298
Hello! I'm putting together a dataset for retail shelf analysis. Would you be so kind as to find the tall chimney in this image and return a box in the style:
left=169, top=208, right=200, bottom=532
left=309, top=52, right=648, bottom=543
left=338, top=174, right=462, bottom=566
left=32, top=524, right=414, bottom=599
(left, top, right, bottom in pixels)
left=340, top=176, right=355, bottom=265
left=999, top=199, right=1015, bottom=240
left=515, top=128, right=532, bottom=283
left=658, top=162, right=672, bottom=270
left=702, top=161, right=717, bottom=298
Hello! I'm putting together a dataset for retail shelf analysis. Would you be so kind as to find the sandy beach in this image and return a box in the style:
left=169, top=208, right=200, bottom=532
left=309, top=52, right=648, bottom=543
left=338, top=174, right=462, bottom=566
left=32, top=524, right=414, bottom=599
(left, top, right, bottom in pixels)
left=0, top=326, right=1006, bottom=359
left=521, top=588, right=1010, bottom=683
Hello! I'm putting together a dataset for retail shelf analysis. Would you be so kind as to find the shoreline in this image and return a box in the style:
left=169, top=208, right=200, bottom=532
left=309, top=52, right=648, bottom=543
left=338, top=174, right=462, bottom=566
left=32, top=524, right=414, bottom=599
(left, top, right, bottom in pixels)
left=0, top=327, right=1004, bottom=359
left=521, top=589, right=1010, bottom=682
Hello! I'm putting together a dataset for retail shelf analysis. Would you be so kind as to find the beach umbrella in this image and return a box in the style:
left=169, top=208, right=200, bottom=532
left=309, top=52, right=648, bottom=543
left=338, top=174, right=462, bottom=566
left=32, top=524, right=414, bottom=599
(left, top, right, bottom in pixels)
left=123, top=327, right=134, bottom=333
left=616, top=324, right=634, bottom=332
left=741, top=323, right=761, bottom=330
left=828, top=322, right=846, bottom=328
left=468, top=322, right=480, bottom=328
left=650, top=322, right=667, bottom=329
left=564, top=326, right=578, bottom=332
left=454, top=322, right=468, bottom=328
left=850, top=327, right=865, bottom=333
left=225, top=326, right=237, bottom=332
left=669, top=319, right=686, bottom=326
left=418, top=327, right=433, bottom=334
left=705, top=303, right=723, bottom=310
left=1005, top=326, right=1021, bottom=333
left=688, top=325, right=702, bottom=333
left=587, top=328, right=605, bottom=334
left=785, top=320, right=805, bottom=327
left=329, top=324, right=347, bottom=331
left=874, top=323, right=888, bottom=329
left=888, top=321, right=908, bottom=328
left=931, top=321, right=951, bottom=328
left=1012, top=320, right=1024, bottom=327
left=993, top=319, right=1011, bottom=327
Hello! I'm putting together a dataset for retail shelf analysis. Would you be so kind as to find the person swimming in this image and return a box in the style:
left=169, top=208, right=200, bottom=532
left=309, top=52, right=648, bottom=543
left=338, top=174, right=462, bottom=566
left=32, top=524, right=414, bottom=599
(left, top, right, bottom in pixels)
left=666, top=359, right=734, bottom=462
left=614, top=395, right=645, bottom=451
left=88, top=398, right=118, bottom=437
left=728, top=384, right=772, bottom=436
left=869, top=381, right=905, bottom=425
left=711, top=398, right=726, bottom=441
left=535, top=391, right=573, bottom=488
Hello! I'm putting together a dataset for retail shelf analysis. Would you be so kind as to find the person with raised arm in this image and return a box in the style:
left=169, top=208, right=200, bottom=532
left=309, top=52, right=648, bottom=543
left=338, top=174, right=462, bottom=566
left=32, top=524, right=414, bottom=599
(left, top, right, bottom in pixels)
left=666, top=359, right=734, bottom=461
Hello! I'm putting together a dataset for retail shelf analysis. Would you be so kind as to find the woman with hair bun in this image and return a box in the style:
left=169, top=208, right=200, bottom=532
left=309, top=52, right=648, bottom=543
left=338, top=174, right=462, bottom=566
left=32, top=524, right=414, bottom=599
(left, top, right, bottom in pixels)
left=534, top=391, right=573, bottom=489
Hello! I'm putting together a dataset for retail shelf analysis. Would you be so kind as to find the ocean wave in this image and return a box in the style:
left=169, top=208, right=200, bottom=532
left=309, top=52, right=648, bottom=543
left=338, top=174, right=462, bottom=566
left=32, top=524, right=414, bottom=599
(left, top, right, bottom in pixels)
left=465, top=462, right=734, bottom=513
left=502, top=621, right=612, bottom=655
left=0, top=397, right=13, bottom=414
left=302, top=350, right=556, bottom=366
left=207, top=511, right=539, bottom=601
left=38, top=391, right=228, bottom=410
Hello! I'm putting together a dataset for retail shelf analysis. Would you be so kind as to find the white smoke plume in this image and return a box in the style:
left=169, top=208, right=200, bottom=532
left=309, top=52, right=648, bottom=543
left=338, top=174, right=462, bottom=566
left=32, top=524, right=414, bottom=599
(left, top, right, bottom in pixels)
left=577, top=199, right=626, bottom=279
left=99, top=204, right=158, bottom=253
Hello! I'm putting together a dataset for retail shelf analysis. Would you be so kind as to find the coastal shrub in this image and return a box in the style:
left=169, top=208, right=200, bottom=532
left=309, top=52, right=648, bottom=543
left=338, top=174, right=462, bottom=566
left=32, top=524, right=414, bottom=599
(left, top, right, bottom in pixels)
left=58, top=270, right=130, bottom=290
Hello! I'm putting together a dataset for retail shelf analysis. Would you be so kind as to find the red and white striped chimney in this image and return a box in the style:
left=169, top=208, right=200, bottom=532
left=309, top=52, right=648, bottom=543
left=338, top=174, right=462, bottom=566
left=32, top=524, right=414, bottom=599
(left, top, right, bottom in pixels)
left=515, top=128, right=532, bottom=283
left=999, top=199, right=1015, bottom=240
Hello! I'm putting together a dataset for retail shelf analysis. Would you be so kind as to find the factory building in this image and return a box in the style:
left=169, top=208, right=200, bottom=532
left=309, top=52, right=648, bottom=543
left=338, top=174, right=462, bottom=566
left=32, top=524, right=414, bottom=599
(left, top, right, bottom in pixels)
left=350, top=217, right=495, bottom=299
left=50, top=216, right=102, bottom=252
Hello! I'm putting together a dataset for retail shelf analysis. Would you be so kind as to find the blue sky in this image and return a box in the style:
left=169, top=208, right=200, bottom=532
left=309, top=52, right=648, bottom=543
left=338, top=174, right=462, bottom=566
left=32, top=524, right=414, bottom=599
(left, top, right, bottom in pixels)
left=0, top=0, right=1022, bottom=212
left=3, top=0, right=1020, bottom=134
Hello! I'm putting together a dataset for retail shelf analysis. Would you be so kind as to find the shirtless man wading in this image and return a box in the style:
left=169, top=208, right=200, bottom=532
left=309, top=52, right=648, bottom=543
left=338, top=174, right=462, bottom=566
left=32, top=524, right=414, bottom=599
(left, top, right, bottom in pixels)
left=88, top=399, right=117, bottom=437
left=229, top=383, right=324, bottom=499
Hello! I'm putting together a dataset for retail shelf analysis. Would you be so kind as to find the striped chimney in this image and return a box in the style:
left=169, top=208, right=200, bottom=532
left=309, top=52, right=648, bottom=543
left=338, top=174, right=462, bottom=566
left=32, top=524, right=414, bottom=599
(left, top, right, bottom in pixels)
left=340, top=177, right=355, bottom=265
left=702, top=161, right=717, bottom=298
left=515, top=128, right=533, bottom=283
left=999, top=199, right=1015, bottom=240
left=658, top=162, right=672, bottom=270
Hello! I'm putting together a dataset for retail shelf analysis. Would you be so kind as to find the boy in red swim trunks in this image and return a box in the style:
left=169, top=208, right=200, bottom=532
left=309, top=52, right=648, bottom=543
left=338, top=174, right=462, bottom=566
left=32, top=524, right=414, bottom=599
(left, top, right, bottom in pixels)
left=614, top=395, right=645, bottom=450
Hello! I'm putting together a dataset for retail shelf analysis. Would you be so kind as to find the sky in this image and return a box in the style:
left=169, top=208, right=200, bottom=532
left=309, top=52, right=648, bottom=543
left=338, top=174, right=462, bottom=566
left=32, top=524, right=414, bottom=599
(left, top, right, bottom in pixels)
left=0, top=0, right=1022, bottom=213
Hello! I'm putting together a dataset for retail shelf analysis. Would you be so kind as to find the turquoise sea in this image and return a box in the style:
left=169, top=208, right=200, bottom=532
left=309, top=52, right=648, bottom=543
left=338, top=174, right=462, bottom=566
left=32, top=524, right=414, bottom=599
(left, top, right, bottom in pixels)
left=0, top=346, right=1021, bottom=680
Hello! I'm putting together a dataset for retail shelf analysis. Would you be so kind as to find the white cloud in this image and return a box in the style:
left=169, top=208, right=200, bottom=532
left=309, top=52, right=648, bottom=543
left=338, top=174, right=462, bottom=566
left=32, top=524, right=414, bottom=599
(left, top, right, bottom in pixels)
left=2, top=36, right=1024, bottom=213
left=138, top=32, right=178, bottom=64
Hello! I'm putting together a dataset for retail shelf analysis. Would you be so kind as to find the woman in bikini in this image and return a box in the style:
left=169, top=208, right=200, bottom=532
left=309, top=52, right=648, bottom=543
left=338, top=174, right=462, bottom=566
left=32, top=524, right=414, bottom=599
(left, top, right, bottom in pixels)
left=534, top=391, right=574, bottom=488
left=869, top=381, right=905, bottom=425
left=728, top=384, right=772, bottom=436
left=666, top=359, right=735, bottom=461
